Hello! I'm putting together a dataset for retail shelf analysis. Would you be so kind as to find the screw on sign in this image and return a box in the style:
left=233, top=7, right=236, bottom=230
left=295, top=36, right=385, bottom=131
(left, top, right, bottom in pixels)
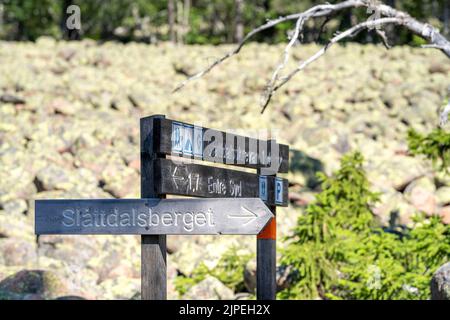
left=34, top=114, right=289, bottom=300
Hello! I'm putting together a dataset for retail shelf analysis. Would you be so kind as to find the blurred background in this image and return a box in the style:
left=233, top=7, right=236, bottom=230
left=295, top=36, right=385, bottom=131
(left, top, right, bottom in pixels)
left=0, top=0, right=449, bottom=44
left=0, top=0, right=449, bottom=300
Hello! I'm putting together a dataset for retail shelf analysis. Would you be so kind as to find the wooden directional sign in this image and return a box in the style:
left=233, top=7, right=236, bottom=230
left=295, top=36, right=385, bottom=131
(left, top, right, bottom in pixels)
left=35, top=198, right=274, bottom=235
left=34, top=114, right=289, bottom=301
left=154, top=158, right=289, bottom=207
left=148, top=118, right=289, bottom=174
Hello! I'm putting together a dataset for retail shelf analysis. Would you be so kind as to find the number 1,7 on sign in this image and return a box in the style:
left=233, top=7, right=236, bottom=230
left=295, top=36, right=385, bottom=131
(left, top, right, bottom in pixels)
left=35, top=198, right=274, bottom=235
left=154, top=158, right=289, bottom=206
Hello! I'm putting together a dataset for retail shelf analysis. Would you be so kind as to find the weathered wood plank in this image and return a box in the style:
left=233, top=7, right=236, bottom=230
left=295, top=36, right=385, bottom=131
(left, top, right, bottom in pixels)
left=149, top=118, right=289, bottom=173
left=154, top=158, right=289, bottom=207
left=141, top=234, right=166, bottom=300
left=34, top=198, right=273, bottom=235
left=257, top=238, right=277, bottom=300
left=257, top=161, right=277, bottom=301
left=141, top=115, right=166, bottom=300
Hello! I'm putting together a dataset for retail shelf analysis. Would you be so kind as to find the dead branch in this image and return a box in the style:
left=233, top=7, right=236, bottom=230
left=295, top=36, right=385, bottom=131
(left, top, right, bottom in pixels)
left=173, top=0, right=366, bottom=92
left=261, top=17, right=402, bottom=112
left=266, top=16, right=306, bottom=96
left=173, top=0, right=450, bottom=120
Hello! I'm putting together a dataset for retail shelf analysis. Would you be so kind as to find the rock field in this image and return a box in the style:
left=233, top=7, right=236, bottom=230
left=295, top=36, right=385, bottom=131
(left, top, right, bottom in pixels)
left=0, top=38, right=449, bottom=299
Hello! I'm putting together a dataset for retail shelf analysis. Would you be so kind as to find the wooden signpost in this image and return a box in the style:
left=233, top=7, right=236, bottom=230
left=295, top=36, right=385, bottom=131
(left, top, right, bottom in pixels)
left=35, top=114, right=289, bottom=300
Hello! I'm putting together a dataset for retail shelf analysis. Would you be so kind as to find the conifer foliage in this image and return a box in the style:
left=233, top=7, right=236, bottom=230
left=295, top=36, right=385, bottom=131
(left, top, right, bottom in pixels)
left=280, top=152, right=449, bottom=300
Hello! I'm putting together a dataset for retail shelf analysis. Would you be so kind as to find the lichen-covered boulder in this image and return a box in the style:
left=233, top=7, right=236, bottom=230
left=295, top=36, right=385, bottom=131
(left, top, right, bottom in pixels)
left=35, top=164, right=76, bottom=191
left=439, top=207, right=450, bottom=224
left=436, top=187, right=450, bottom=207
left=431, top=262, right=450, bottom=300
left=1, top=199, right=28, bottom=216
left=0, top=239, right=37, bottom=267
left=0, top=41, right=449, bottom=300
left=404, top=176, right=438, bottom=216
left=0, top=211, right=35, bottom=241
left=182, top=276, right=234, bottom=300
left=243, top=260, right=256, bottom=294
left=98, top=277, right=140, bottom=300
left=0, top=270, right=70, bottom=300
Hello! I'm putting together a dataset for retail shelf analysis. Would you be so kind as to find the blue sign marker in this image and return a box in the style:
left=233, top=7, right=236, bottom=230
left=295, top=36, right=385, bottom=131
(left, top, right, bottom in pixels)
left=183, top=124, right=194, bottom=155
left=171, top=122, right=183, bottom=154
left=275, top=178, right=283, bottom=204
left=193, top=126, right=203, bottom=158
left=259, top=176, right=268, bottom=201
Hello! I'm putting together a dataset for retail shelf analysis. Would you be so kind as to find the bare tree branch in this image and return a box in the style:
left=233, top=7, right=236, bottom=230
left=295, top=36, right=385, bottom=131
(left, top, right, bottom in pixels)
left=376, top=4, right=450, bottom=57
left=173, top=0, right=366, bottom=92
left=260, top=17, right=402, bottom=112
left=376, top=28, right=391, bottom=49
left=173, top=0, right=450, bottom=120
left=266, top=16, right=305, bottom=97
left=422, top=44, right=446, bottom=50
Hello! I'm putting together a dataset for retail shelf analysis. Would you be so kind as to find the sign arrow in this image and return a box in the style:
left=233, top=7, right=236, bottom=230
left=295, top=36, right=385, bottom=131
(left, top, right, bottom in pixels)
left=172, top=166, right=184, bottom=189
left=228, top=206, right=258, bottom=225
left=35, top=198, right=273, bottom=235
left=171, top=166, right=200, bottom=193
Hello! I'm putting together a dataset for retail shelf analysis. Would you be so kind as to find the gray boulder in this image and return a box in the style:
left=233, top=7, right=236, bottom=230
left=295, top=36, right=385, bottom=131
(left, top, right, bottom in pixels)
left=0, top=270, right=70, bottom=300
left=431, top=262, right=450, bottom=300
left=0, top=239, right=37, bottom=267
left=243, top=260, right=256, bottom=293
left=183, top=276, right=234, bottom=300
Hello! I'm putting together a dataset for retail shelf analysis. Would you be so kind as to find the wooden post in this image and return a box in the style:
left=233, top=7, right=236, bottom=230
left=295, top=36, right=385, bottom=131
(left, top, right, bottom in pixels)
left=257, top=208, right=277, bottom=300
left=140, top=115, right=167, bottom=300
left=256, top=142, right=277, bottom=300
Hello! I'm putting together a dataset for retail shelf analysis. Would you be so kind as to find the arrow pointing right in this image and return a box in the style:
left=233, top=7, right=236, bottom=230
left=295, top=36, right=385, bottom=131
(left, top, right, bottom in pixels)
left=228, top=206, right=258, bottom=225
